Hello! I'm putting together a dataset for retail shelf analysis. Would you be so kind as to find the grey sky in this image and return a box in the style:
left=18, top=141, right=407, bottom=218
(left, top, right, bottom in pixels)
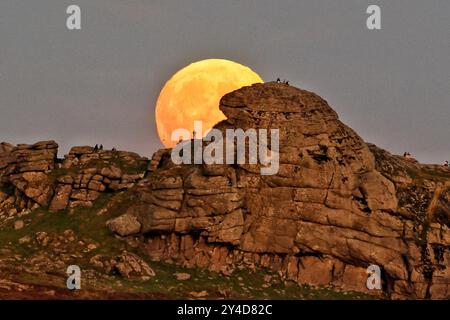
left=0, top=0, right=448, bottom=163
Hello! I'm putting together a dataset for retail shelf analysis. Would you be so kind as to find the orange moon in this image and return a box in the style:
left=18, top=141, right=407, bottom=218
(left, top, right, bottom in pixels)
left=155, top=59, right=263, bottom=147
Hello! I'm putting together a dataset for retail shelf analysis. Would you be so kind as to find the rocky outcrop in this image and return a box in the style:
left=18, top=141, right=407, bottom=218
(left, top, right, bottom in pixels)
left=106, top=214, right=142, bottom=237
left=110, top=251, right=156, bottom=280
left=0, top=143, right=149, bottom=214
left=62, top=146, right=147, bottom=170
left=48, top=147, right=148, bottom=212
left=49, top=165, right=145, bottom=212
left=109, top=82, right=450, bottom=299
left=147, top=148, right=171, bottom=174
left=1, top=83, right=449, bottom=299
left=12, top=141, right=58, bottom=173
left=0, top=141, right=58, bottom=176
left=0, top=143, right=15, bottom=181
left=0, top=141, right=58, bottom=211
left=369, top=144, right=450, bottom=299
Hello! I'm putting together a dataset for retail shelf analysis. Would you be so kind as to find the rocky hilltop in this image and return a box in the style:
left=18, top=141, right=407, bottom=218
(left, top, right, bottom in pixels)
left=0, top=142, right=147, bottom=214
left=1, top=82, right=449, bottom=299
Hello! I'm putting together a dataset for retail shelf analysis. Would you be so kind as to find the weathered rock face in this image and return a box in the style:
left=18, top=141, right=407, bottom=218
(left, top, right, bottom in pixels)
left=48, top=164, right=145, bottom=212
left=49, top=147, right=148, bottom=212
left=62, top=146, right=147, bottom=170
left=0, top=143, right=149, bottom=215
left=369, top=144, right=450, bottom=299
left=112, top=82, right=450, bottom=299
left=0, top=141, right=58, bottom=210
left=0, top=141, right=58, bottom=178
left=1, top=83, right=448, bottom=299
left=0, top=143, right=15, bottom=181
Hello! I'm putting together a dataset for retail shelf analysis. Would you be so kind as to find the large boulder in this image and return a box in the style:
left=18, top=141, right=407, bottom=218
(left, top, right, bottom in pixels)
left=106, top=214, right=141, bottom=236
left=111, top=82, right=450, bottom=299
left=10, top=172, right=53, bottom=206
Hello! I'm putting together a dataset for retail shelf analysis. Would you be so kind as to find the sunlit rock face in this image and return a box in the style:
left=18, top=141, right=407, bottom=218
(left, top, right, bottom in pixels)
left=0, top=141, right=58, bottom=209
left=1, top=82, right=448, bottom=299
left=114, top=82, right=450, bottom=299
left=0, top=142, right=148, bottom=214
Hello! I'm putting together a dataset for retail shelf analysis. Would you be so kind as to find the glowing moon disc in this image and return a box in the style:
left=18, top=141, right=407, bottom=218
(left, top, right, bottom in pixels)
left=155, top=59, right=263, bottom=147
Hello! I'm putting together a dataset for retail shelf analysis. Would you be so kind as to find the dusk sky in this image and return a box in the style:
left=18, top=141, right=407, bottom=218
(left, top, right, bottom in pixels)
left=0, top=0, right=449, bottom=163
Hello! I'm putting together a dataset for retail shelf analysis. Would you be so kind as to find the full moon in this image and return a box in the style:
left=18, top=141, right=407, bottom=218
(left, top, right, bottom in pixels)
left=155, top=59, right=263, bottom=147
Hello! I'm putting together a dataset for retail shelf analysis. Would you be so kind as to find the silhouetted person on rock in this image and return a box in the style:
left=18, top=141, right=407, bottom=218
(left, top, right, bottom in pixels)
left=99, top=144, right=103, bottom=151
left=403, top=152, right=418, bottom=163
left=94, top=144, right=98, bottom=151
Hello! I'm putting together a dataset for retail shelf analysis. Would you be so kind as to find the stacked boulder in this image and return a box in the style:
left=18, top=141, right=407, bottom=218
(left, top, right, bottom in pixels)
left=108, top=82, right=450, bottom=299
left=0, top=190, right=20, bottom=222
left=0, top=141, right=58, bottom=210
left=146, top=148, right=171, bottom=174
left=50, top=165, right=145, bottom=212
left=0, top=142, right=15, bottom=183
left=62, top=146, right=147, bottom=169
left=0, top=143, right=148, bottom=214
left=49, top=146, right=148, bottom=212
left=10, top=141, right=58, bottom=173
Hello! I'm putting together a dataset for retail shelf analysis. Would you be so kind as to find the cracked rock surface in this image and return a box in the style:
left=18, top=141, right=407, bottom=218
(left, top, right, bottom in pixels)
left=116, top=83, right=450, bottom=299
